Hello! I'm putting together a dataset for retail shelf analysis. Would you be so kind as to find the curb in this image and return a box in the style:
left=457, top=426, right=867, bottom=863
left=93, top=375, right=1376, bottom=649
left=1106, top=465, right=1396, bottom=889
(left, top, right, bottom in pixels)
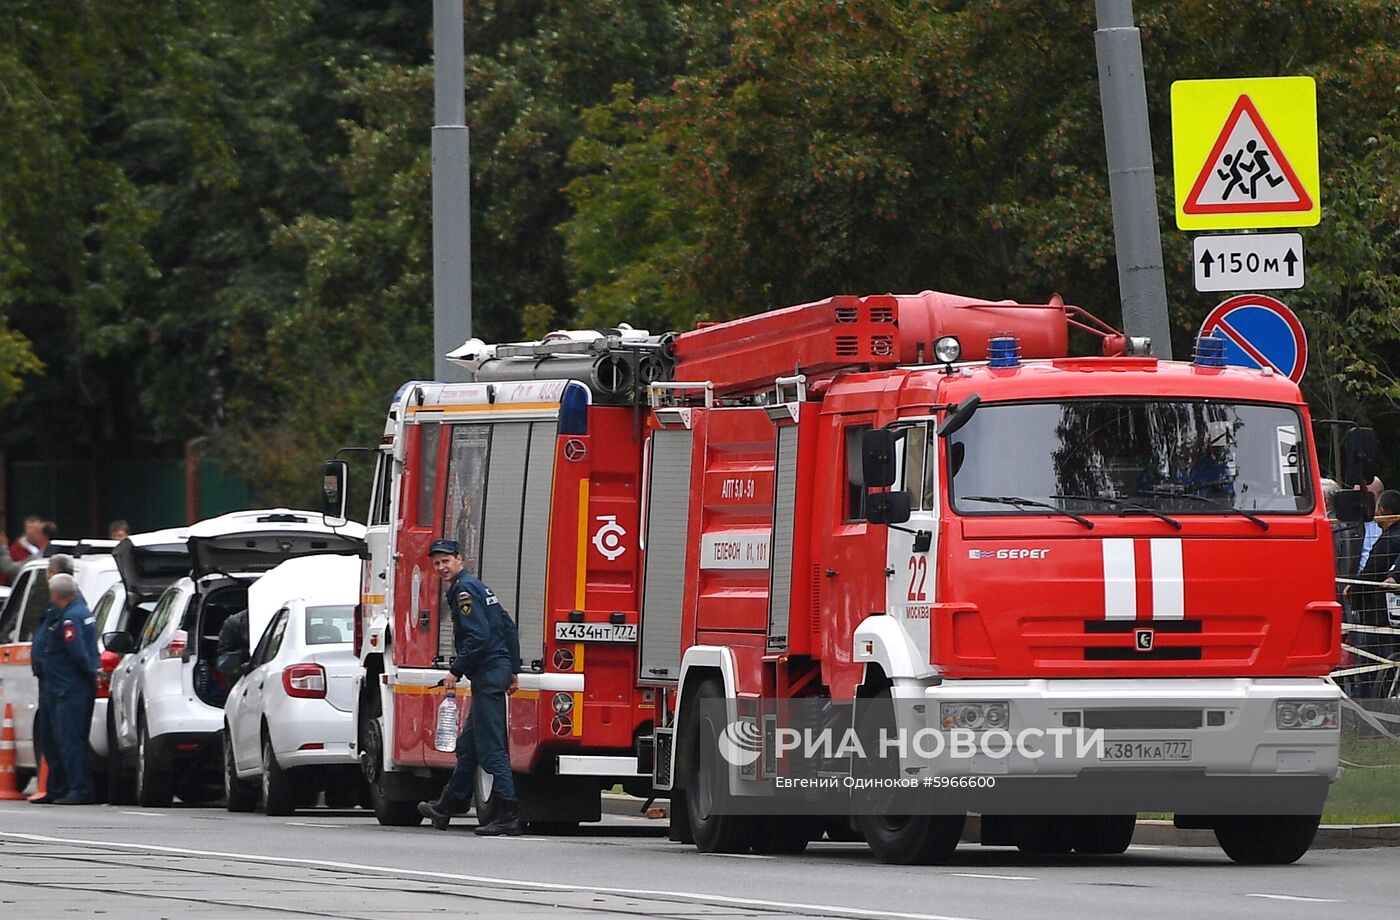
left=602, top=796, right=1400, bottom=847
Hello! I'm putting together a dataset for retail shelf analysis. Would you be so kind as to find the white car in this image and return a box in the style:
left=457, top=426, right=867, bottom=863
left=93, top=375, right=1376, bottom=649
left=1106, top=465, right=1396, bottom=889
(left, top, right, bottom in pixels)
left=224, top=554, right=362, bottom=815
left=0, top=544, right=120, bottom=788
left=106, top=509, right=364, bottom=807
left=93, top=528, right=191, bottom=801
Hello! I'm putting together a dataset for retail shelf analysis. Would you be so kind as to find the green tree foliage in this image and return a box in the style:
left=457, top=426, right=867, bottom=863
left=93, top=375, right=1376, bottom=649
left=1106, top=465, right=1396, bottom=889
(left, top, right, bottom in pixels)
left=1, top=0, right=1396, bottom=506
left=563, top=0, right=1399, bottom=437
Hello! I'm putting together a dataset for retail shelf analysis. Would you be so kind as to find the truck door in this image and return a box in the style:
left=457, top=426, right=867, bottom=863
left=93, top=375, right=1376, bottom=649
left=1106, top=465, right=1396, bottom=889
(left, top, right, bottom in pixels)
left=394, top=421, right=445, bottom=668
left=884, top=423, right=937, bottom=667
left=816, top=415, right=883, bottom=691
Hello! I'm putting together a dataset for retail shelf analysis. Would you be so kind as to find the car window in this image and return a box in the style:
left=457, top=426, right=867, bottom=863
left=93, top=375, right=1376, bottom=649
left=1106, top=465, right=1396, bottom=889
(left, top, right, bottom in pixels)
left=17, top=572, right=52, bottom=641
left=304, top=605, right=354, bottom=645
left=92, top=589, right=117, bottom=633
left=262, top=610, right=291, bottom=663
left=139, top=591, right=178, bottom=649
left=0, top=570, right=34, bottom=642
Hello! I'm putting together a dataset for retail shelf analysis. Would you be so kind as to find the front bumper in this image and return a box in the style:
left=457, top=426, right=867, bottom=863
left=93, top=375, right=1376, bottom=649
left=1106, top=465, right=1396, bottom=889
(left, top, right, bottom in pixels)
left=892, top=677, right=1341, bottom=813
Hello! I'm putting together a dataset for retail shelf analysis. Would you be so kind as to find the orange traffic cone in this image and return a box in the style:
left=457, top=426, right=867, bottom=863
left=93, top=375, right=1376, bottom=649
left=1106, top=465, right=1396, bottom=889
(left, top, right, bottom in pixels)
left=0, top=703, right=26, bottom=800
left=26, top=758, right=49, bottom=802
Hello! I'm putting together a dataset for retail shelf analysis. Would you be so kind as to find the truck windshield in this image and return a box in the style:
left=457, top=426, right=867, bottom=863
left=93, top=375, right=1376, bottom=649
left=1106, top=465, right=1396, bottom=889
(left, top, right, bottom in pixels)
left=947, top=400, right=1312, bottom=516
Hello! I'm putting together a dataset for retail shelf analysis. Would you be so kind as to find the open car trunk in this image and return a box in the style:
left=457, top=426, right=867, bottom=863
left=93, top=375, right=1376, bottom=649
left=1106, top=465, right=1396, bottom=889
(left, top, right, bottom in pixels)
left=115, top=528, right=192, bottom=641
left=187, top=579, right=249, bottom=708
left=188, top=521, right=363, bottom=580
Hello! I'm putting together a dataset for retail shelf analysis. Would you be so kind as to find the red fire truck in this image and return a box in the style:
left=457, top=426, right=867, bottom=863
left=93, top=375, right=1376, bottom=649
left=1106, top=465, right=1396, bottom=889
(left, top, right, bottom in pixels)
left=640, top=291, right=1344, bottom=866
left=339, top=329, right=673, bottom=827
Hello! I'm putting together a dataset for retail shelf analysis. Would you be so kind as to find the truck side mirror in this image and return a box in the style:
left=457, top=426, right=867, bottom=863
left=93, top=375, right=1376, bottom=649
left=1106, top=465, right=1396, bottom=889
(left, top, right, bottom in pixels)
left=861, top=429, right=898, bottom=489
left=1342, top=427, right=1379, bottom=488
left=322, top=459, right=349, bottom=527
left=866, top=491, right=912, bottom=526
left=937, top=394, right=981, bottom=438
left=1333, top=489, right=1365, bottom=526
left=102, top=631, right=135, bottom=656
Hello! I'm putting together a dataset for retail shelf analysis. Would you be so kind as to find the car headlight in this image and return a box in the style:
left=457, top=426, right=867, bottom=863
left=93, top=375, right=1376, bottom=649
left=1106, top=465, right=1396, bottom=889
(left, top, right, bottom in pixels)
left=1275, top=700, right=1338, bottom=730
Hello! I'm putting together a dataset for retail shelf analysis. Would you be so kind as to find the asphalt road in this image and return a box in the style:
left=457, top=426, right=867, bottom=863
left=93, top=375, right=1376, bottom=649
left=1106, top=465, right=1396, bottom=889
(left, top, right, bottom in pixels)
left=0, top=802, right=1389, bottom=920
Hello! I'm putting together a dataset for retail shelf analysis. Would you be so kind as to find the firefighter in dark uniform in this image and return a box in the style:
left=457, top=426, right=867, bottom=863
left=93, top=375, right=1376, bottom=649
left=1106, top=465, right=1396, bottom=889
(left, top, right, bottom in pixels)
left=31, top=573, right=99, bottom=804
left=417, top=539, right=523, bottom=834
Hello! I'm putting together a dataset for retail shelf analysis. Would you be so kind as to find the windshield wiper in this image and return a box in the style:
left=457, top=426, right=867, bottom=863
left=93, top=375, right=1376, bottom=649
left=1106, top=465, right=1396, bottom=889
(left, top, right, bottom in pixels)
left=1135, top=488, right=1270, bottom=531
left=962, top=495, right=1094, bottom=530
left=1050, top=494, right=1182, bottom=530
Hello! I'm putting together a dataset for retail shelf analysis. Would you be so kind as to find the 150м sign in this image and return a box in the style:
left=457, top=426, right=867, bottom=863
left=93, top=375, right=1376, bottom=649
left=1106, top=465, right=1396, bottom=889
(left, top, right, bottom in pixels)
left=1192, top=232, right=1304, bottom=292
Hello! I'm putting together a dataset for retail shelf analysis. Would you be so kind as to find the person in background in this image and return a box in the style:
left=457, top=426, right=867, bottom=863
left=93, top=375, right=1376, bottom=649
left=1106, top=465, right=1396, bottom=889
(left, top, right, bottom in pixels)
left=30, top=572, right=99, bottom=804
left=1357, top=477, right=1386, bottom=572
left=10, top=516, right=47, bottom=565
left=1348, top=489, right=1400, bottom=698
left=1323, top=479, right=1363, bottom=697
left=107, top=520, right=130, bottom=541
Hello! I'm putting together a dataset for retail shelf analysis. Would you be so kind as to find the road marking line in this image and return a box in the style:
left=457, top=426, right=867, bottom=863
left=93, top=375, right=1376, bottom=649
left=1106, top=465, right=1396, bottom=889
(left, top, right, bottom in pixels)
left=1126, top=845, right=1162, bottom=851
left=1246, top=894, right=1342, bottom=904
left=949, top=873, right=1036, bottom=881
left=702, top=852, right=774, bottom=860
left=119, top=811, right=167, bottom=817
left=286, top=822, right=345, bottom=829
left=0, top=831, right=985, bottom=920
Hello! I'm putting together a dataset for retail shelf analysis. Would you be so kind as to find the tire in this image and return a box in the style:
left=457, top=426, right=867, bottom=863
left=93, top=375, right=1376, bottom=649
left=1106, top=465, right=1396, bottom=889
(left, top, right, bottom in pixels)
left=751, top=818, right=814, bottom=855
left=106, top=710, right=137, bottom=806
left=859, top=813, right=966, bottom=865
left=135, top=716, right=173, bottom=808
left=1016, top=816, right=1075, bottom=855
left=261, top=733, right=297, bottom=817
left=682, top=678, right=756, bottom=853
left=360, top=713, right=423, bottom=827
left=1215, top=815, right=1321, bottom=865
left=851, top=688, right=964, bottom=865
left=224, top=731, right=258, bottom=813
left=1072, top=815, right=1136, bottom=855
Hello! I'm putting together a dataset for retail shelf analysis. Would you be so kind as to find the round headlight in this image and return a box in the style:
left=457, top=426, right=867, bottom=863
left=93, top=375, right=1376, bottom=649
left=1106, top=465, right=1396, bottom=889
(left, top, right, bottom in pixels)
left=985, top=706, right=1007, bottom=729
left=552, top=691, right=574, bottom=714
left=957, top=706, right=984, bottom=729
left=1278, top=705, right=1298, bottom=728
left=934, top=336, right=962, bottom=364
left=1299, top=704, right=1321, bottom=727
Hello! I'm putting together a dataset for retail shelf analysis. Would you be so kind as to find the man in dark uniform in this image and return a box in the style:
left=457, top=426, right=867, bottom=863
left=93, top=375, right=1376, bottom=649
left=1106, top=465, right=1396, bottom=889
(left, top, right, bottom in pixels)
left=31, top=573, right=99, bottom=804
left=417, top=539, right=522, bottom=835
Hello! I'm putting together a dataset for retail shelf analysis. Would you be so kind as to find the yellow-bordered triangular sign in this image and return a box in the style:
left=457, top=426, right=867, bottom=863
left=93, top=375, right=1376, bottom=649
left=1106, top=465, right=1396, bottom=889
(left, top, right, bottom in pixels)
left=1183, top=95, right=1311, bottom=216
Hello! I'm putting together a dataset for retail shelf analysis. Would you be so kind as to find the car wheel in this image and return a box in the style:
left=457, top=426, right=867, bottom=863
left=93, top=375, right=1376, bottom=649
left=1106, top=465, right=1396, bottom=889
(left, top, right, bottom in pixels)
left=106, top=710, right=137, bottom=806
left=261, top=733, right=297, bottom=817
left=224, top=731, right=258, bottom=813
left=135, top=715, right=173, bottom=808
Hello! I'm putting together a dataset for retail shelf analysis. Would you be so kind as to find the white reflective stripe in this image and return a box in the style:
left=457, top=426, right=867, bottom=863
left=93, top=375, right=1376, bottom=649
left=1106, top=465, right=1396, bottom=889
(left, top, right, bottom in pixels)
left=1102, top=539, right=1137, bottom=620
left=1149, top=539, right=1184, bottom=620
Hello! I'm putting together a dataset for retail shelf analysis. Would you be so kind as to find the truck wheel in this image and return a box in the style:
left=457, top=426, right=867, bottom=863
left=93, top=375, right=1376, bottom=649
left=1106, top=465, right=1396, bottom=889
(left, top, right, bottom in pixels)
left=851, top=688, right=964, bottom=865
left=682, top=677, right=756, bottom=853
left=858, top=813, right=966, bottom=865
left=1215, top=815, right=1321, bottom=865
left=1073, top=815, right=1136, bottom=855
left=261, top=734, right=297, bottom=817
left=360, top=713, right=423, bottom=827
left=224, top=731, right=258, bottom=813
left=106, top=710, right=137, bottom=805
left=1016, top=816, right=1075, bottom=855
left=135, top=716, right=173, bottom=808
left=751, top=818, right=814, bottom=855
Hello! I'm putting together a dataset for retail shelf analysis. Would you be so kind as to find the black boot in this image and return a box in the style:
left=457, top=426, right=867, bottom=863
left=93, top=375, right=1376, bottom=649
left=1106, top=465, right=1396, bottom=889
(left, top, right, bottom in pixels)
left=474, top=797, right=523, bottom=836
left=417, top=791, right=468, bottom=831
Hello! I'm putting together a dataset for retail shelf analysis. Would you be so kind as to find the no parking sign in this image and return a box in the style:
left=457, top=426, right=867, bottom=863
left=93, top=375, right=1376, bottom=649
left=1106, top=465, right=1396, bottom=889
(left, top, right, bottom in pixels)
left=1199, top=294, right=1307, bottom=383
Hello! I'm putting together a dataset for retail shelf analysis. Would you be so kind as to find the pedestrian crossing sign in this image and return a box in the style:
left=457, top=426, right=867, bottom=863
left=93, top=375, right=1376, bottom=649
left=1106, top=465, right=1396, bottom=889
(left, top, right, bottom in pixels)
left=1171, top=77, right=1320, bottom=230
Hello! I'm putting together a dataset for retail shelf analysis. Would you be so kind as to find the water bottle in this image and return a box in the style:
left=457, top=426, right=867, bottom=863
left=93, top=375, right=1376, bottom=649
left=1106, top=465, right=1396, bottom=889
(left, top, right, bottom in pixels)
left=434, top=691, right=460, bottom=752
